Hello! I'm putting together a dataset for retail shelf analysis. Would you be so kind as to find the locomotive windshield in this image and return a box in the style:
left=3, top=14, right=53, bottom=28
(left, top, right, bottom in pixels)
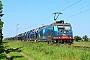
left=58, top=25, right=71, bottom=32
left=64, top=26, right=70, bottom=31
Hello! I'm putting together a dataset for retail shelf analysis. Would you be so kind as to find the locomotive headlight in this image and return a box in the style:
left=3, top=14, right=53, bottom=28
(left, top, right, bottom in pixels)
left=59, top=37, right=60, bottom=38
left=70, top=37, right=72, bottom=38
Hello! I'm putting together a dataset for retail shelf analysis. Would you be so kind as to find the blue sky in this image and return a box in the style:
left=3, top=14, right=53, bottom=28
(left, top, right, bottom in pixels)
left=2, top=0, right=90, bottom=38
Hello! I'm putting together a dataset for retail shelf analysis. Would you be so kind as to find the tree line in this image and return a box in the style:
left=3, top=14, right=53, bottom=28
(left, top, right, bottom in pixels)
left=74, top=35, right=90, bottom=42
left=0, top=1, right=4, bottom=44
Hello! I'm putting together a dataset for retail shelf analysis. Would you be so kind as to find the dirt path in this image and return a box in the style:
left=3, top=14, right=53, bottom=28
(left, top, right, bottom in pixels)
left=4, top=44, right=11, bottom=60
left=12, top=48, right=34, bottom=60
left=20, top=52, right=33, bottom=60
left=4, top=44, right=34, bottom=60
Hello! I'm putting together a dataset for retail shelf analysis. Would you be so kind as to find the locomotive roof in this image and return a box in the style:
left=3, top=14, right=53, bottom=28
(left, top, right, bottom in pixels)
left=38, top=21, right=71, bottom=30
left=49, top=23, right=71, bottom=26
left=38, top=25, right=49, bottom=29
left=55, top=23, right=71, bottom=26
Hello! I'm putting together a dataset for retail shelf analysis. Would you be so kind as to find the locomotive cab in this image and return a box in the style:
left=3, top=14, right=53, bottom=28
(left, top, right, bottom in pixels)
left=53, top=20, right=73, bottom=44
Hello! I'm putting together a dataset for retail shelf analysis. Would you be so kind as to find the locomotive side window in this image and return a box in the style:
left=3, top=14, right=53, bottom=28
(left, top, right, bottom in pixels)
left=58, top=28, right=63, bottom=32
left=57, top=26, right=64, bottom=28
left=57, top=26, right=64, bottom=32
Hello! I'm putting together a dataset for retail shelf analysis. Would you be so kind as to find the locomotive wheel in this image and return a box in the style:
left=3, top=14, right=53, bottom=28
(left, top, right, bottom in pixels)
left=56, top=40, right=58, bottom=43
left=47, top=41, right=50, bottom=44
left=68, top=43, right=71, bottom=45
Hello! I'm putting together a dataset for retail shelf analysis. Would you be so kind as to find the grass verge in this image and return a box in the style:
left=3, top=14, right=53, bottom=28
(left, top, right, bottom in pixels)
left=3, top=40, right=90, bottom=60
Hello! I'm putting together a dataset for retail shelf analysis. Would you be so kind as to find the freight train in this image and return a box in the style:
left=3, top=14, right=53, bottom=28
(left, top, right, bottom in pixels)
left=6, top=20, right=74, bottom=44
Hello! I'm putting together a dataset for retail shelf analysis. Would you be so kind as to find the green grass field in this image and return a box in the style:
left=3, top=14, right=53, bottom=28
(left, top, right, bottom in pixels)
left=8, top=52, right=29, bottom=60
left=2, top=40, right=90, bottom=60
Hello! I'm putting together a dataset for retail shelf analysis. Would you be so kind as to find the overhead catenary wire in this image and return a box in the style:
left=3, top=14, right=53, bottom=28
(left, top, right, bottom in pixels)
left=62, top=3, right=90, bottom=19
left=22, top=0, right=83, bottom=33
left=60, top=0, right=82, bottom=12
left=64, top=9, right=90, bottom=19
left=36, top=15, right=53, bottom=24
left=34, top=0, right=70, bottom=23
left=53, top=0, right=71, bottom=12
left=67, top=3, right=90, bottom=14
left=79, top=4, right=90, bottom=10
left=22, top=6, right=90, bottom=35
left=26, top=0, right=81, bottom=29
left=25, top=0, right=71, bottom=30
left=37, top=0, right=82, bottom=24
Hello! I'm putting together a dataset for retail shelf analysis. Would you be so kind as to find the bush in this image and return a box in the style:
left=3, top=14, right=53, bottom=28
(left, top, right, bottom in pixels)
left=74, top=36, right=82, bottom=42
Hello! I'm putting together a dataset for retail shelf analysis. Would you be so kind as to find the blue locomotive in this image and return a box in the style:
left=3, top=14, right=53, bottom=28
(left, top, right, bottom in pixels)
left=37, top=20, right=73, bottom=44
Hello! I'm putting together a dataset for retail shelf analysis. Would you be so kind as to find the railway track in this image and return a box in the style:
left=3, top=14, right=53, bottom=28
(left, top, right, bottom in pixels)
left=58, top=44, right=90, bottom=50
left=71, top=45, right=90, bottom=49
left=36, top=41, right=90, bottom=50
left=7, top=40, right=90, bottom=50
left=48, top=42, right=90, bottom=50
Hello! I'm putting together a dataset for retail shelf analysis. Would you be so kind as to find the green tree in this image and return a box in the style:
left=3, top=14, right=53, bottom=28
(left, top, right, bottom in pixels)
left=0, top=1, right=4, bottom=44
left=89, top=38, right=90, bottom=41
left=74, top=36, right=82, bottom=42
left=88, top=38, right=90, bottom=41
left=82, top=35, right=89, bottom=41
